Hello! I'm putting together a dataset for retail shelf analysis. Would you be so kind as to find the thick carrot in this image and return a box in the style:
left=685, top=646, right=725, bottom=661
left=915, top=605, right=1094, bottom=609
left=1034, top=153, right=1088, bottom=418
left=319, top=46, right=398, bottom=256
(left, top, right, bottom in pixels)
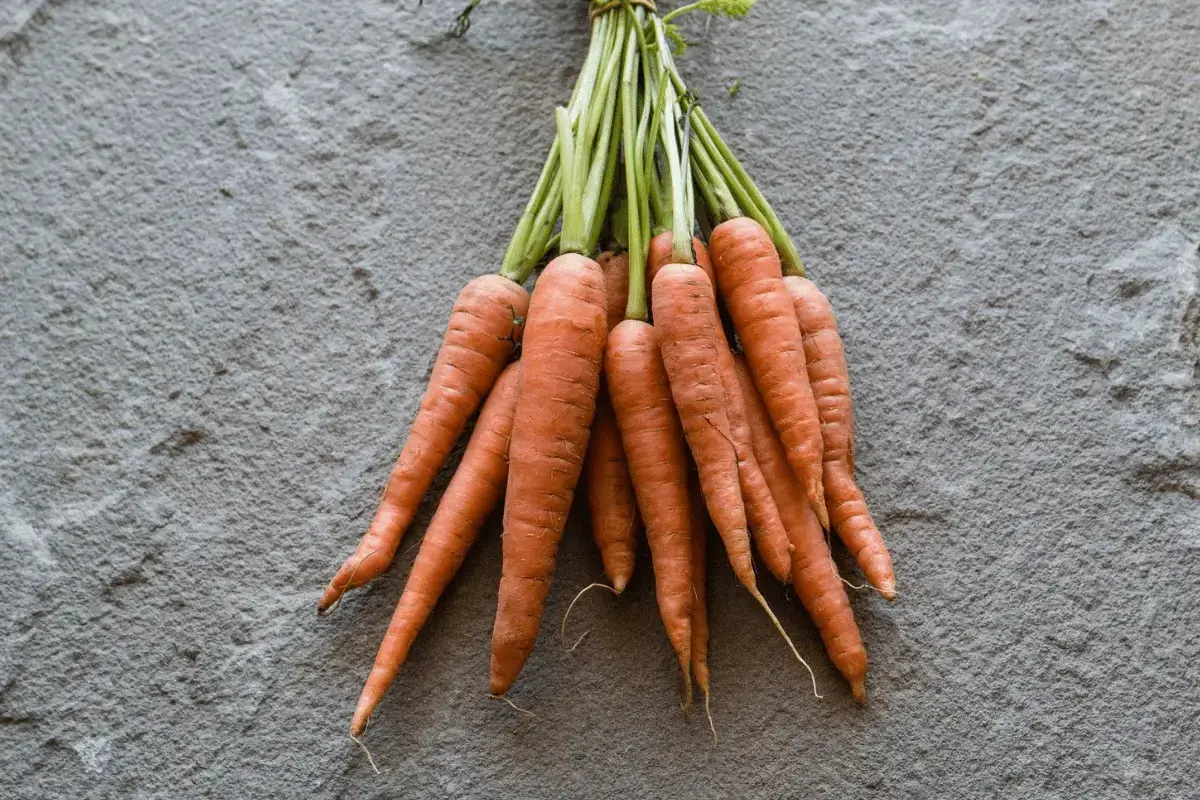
left=785, top=276, right=895, bottom=600
left=349, top=363, right=521, bottom=735
left=490, top=254, right=607, bottom=695
left=606, top=319, right=693, bottom=701
left=597, top=250, right=630, bottom=334
left=709, top=217, right=829, bottom=531
left=687, top=470, right=711, bottom=706
left=584, top=391, right=640, bottom=593
left=652, top=264, right=819, bottom=693
left=650, top=233, right=791, bottom=583
left=735, top=355, right=868, bottom=701
left=319, top=274, right=529, bottom=614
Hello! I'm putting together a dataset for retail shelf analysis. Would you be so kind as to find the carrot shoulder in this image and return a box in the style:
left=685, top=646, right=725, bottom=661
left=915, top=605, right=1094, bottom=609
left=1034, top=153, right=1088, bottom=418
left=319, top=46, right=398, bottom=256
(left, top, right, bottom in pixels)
left=606, top=319, right=693, bottom=701
left=319, top=274, right=528, bottom=614
left=598, top=250, right=631, bottom=334
left=349, top=362, right=521, bottom=735
left=490, top=254, right=607, bottom=695
left=735, top=355, right=868, bottom=701
left=585, top=389, right=640, bottom=593
left=785, top=276, right=895, bottom=600
left=709, top=217, right=829, bottom=531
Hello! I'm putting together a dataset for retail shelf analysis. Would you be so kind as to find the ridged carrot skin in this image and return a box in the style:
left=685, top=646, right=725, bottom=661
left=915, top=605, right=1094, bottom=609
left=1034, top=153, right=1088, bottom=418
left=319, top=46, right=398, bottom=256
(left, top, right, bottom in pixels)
left=735, top=355, right=868, bottom=701
left=649, top=232, right=791, bottom=583
left=490, top=254, right=607, bottom=695
left=319, top=274, right=528, bottom=614
left=349, top=362, right=522, bottom=735
left=709, top=217, right=829, bottom=531
left=584, top=390, right=640, bottom=593
left=784, top=276, right=895, bottom=600
left=606, top=320, right=693, bottom=699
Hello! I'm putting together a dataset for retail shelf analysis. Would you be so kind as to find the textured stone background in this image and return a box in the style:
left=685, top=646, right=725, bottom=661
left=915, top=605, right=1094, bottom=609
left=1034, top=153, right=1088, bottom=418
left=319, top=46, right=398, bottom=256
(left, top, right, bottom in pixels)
left=2, top=1, right=1198, bottom=797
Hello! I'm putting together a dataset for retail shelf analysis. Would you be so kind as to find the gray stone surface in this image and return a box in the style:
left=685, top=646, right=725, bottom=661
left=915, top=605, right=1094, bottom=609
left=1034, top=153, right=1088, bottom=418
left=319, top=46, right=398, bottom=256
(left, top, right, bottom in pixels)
left=2, top=0, right=1198, bottom=796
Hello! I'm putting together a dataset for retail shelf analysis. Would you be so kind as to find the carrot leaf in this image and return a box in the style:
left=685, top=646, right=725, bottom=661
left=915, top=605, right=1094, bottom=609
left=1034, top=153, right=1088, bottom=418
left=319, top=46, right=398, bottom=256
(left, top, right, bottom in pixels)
left=662, top=0, right=757, bottom=25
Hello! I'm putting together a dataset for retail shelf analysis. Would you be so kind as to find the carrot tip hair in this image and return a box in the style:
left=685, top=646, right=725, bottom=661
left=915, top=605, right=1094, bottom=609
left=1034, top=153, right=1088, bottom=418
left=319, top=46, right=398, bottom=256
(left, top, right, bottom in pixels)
left=751, top=589, right=823, bottom=699
left=489, top=694, right=536, bottom=717
left=350, top=734, right=385, bottom=775
left=560, top=582, right=619, bottom=649
left=703, top=690, right=717, bottom=747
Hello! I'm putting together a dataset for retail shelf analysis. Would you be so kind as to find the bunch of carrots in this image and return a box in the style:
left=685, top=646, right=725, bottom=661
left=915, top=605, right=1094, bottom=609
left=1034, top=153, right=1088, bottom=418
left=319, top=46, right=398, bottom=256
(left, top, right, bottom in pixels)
left=319, top=0, right=895, bottom=740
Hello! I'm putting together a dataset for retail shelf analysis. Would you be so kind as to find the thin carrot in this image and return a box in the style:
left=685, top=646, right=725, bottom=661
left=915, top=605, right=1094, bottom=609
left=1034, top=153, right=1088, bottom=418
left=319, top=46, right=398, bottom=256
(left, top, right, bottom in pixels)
left=709, top=217, right=829, bottom=531
left=785, top=276, right=895, bottom=600
left=490, top=253, right=607, bottom=695
left=734, top=355, right=868, bottom=701
left=584, top=249, right=640, bottom=592
left=319, top=274, right=529, bottom=614
left=349, top=363, right=522, bottom=735
left=652, top=263, right=819, bottom=695
left=650, top=232, right=792, bottom=584
left=687, top=469, right=711, bottom=712
left=584, top=391, right=640, bottom=593
left=606, top=319, right=693, bottom=703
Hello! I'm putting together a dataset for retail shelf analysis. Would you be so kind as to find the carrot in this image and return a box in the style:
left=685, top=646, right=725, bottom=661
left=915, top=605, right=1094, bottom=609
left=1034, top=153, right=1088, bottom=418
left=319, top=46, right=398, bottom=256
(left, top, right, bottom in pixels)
left=490, top=253, right=607, bottom=695
left=734, top=355, right=868, bottom=701
left=709, top=217, right=829, bottom=532
left=647, top=233, right=715, bottom=290
left=687, top=469, right=711, bottom=712
left=650, top=232, right=792, bottom=584
left=584, top=249, right=640, bottom=592
left=319, top=274, right=529, bottom=614
left=349, top=362, right=521, bottom=735
left=597, top=250, right=630, bottom=334
left=785, top=276, right=895, bottom=600
left=606, top=319, right=693, bottom=702
left=584, top=392, right=640, bottom=593
left=652, top=263, right=819, bottom=694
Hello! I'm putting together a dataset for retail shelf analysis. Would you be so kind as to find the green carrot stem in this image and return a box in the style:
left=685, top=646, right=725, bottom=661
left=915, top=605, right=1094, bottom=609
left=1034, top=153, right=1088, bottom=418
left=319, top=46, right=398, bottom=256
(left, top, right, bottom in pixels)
left=620, top=14, right=647, bottom=321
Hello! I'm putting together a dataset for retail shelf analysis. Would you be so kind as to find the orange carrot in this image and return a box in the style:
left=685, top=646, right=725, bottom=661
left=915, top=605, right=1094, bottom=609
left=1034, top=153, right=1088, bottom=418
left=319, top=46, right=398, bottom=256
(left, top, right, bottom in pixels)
left=786, top=276, right=895, bottom=600
left=687, top=469, right=711, bottom=707
left=735, top=355, right=868, bottom=701
left=490, top=254, right=607, bottom=695
left=606, top=319, right=693, bottom=701
left=319, top=274, right=529, bottom=614
left=647, top=233, right=715, bottom=290
left=597, top=250, right=630, bottom=334
left=651, top=264, right=750, bottom=588
left=709, top=217, right=829, bottom=531
left=349, top=363, right=522, bottom=735
left=652, top=263, right=818, bottom=693
left=584, top=392, right=640, bottom=593
left=650, top=233, right=791, bottom=584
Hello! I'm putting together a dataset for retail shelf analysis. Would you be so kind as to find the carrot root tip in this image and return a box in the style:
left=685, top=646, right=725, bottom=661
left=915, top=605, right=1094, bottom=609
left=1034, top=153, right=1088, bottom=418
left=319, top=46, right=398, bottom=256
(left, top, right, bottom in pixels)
left=350, top=734, right=385, bottom=775
left=850, top=679, right=868, bottom=704
left=703, top=690, right=717, bottom=746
